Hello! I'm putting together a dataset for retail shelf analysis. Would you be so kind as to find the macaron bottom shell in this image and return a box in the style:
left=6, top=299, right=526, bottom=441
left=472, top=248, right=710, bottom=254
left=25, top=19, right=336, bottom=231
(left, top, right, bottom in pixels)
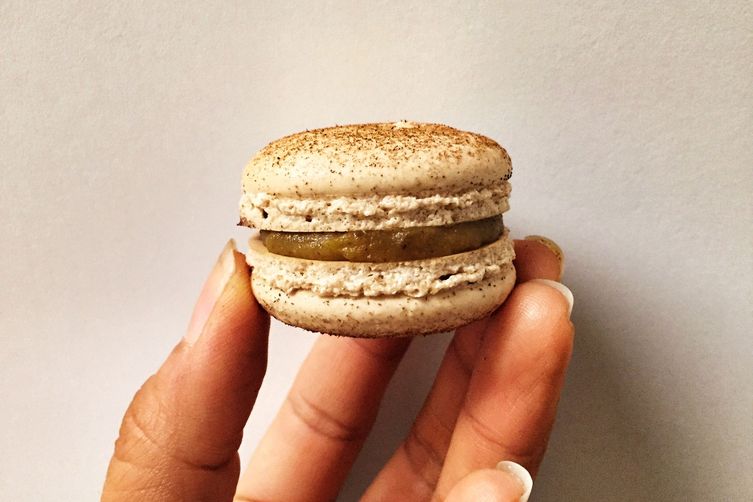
left=250, top=264, right=516, bottom=338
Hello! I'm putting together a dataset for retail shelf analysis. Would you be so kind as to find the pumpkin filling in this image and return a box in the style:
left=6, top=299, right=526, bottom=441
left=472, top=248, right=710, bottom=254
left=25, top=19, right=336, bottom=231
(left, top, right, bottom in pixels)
left=260, top=215, right=504, bottom=262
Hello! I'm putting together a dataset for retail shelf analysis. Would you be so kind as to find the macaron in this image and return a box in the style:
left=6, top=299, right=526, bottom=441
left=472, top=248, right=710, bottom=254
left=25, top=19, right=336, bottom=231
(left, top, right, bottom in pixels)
left=240, top=121, right=515, bottom=337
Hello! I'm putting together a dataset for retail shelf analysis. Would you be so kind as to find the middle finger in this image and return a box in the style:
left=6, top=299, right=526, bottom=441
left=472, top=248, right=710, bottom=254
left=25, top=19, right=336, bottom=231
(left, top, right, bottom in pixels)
left=235, top=334, right=410, bottom=502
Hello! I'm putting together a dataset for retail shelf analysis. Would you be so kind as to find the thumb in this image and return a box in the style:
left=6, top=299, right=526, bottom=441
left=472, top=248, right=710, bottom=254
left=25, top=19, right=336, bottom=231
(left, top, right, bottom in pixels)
left=445, top=461, right=533, bottom=502
left=102, top=240, right=270, bottom=501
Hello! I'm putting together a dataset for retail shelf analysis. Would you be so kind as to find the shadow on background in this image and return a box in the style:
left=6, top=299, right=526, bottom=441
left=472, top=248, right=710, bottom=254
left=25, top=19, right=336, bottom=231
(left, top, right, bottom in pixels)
left=534, top=263, right=729, bottom=501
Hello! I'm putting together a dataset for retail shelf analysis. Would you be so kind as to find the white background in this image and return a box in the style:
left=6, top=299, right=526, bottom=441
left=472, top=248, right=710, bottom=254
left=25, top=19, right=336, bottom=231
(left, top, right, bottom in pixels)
left=2, top=1, right=751, bottom=500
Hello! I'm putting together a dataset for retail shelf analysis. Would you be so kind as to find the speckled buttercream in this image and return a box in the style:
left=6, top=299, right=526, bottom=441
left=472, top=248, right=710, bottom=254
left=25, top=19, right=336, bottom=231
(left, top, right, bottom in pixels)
left=248, top=232, right=515, bottom=298
left=240, top=184, right=510, bottom=231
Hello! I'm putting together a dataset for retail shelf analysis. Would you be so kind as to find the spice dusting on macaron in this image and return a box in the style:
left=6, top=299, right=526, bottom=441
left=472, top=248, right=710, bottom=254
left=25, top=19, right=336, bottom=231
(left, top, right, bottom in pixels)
left=240, top=121, right=515, bottom=337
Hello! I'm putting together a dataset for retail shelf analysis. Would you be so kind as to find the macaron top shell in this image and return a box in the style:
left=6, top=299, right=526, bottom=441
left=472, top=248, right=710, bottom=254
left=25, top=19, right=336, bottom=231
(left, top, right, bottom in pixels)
left=242, top=121, right=511, bottom=198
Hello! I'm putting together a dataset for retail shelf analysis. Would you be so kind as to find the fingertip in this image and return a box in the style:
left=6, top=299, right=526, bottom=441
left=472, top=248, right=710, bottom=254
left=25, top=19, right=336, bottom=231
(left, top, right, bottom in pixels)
left=513, top=238, right=563, bottom=282
left=231, top=247, right=250, bottom=275
left=507, top=280, right=573, bottom=328
left=524, top=235, right=564, bottom=272
left=187, top=240, right=270, bottom=401
left=445, top=468, right=527, bottom=502
left=527, top=279, right=573, bottom=317
left=496, top=461, right=533, bottom=501
left=185, top=240, right=240, bottom=344
left=223, top=246, right=270, bottom=333
left=480, top=279, right=574, bottom=389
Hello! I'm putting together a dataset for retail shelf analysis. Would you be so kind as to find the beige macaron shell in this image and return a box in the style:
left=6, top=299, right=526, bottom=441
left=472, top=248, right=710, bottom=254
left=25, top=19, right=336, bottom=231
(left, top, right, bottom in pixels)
left=251, top=265, right=516, bottom=337
left=242, top=122, right=512, bottom=198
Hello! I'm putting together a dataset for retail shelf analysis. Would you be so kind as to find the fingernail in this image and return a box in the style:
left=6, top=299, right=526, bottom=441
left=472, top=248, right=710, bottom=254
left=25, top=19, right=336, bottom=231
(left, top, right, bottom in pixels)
left=528, top=278, right=574, bottom=316
left=525, top=235, right=564, bottom=279
left=496, top=461, right=533, bottom=502
left=185, top=240, right=238, bottom=344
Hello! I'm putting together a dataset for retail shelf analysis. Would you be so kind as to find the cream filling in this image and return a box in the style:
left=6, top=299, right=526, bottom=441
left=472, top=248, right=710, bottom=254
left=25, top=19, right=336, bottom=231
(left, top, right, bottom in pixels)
left=240, top=183, right=510, bottom=232
left=248, top=232, right=514, bottom=298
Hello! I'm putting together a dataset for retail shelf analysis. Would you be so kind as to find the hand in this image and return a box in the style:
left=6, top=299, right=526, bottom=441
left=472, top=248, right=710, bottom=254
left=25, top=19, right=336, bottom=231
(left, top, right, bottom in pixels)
left=102, top=236, right=573, bottom=502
